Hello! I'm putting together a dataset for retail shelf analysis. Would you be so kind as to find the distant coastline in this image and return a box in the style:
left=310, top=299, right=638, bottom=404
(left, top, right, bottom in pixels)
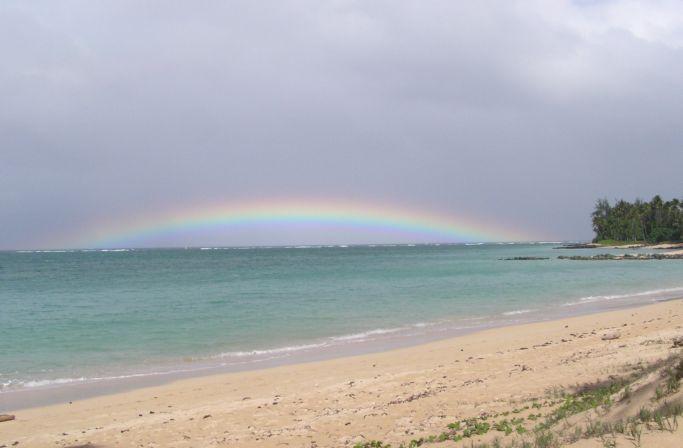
left=555, top=241, right=683, bottom=250
left=549, top=195, right=683, bottom=260
left=552, top=241, right=683, bottom=260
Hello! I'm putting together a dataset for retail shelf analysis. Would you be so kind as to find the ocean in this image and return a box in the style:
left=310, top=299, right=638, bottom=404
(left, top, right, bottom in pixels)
left=1, top=243, right=682, bottom=410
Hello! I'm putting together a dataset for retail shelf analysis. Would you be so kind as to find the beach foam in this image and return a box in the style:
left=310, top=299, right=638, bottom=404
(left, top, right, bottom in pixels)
left=502, top=309, right=537, bottom=316
left=562, top=286, right=683, bottom=307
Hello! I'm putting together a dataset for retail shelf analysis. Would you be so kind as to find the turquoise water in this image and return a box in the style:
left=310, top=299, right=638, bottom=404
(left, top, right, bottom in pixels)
left=1, top=243, right=682, bottom=400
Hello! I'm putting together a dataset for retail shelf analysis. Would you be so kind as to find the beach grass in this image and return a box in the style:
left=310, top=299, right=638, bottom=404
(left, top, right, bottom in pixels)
left=353, top=352, right=683, bottom=448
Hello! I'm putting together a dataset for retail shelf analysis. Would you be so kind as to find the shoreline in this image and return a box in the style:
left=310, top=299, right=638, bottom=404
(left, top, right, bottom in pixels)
left=2, top=298, right=682, bottom=447
left=555, top=241, right=683, bottom=250
left=3, top=287, right=682, bottom=413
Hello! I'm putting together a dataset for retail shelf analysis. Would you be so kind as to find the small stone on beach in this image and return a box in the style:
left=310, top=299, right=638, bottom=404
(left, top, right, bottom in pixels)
left=601, top=331, right=621, bottom=340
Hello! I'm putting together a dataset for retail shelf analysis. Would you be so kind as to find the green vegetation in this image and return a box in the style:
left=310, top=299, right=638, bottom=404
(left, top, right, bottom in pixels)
left=353, top=353, right=682, bottom=448
left=592, top=239, right=639, bottom=246
left=591, top=195, right=683, bottom=243
left=354, top=441, right=392, bottom=448
left=534, top=377, right=629, bottom=431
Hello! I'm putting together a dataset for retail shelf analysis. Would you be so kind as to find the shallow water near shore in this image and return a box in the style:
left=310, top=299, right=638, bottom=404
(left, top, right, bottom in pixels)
left=1, top=242, right=682, bottom=410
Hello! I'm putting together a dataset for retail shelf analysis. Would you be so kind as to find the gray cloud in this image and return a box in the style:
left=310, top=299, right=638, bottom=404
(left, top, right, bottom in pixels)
left=1, top=0, right=682, bottom=248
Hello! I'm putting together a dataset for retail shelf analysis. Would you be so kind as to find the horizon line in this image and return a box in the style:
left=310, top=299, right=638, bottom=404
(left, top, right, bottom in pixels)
left=2, top=239, right=574, bottom=252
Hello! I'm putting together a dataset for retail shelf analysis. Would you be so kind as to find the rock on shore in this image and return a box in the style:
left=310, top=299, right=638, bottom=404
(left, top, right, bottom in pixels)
left=558, top=253, right=683, bottom=260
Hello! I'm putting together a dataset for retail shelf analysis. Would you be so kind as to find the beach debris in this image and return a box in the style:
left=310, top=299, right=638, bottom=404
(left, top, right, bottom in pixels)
left=672, top=336, right=683, bottom=347
left=0, top=414, right=15, bottom=423
left=203, top=414, right=212, bottom=419
left=601, top=330, right=621, bottom=341
left=389, top=389, right=434, bottom=405
left=641, top=338, right=665, bottom=346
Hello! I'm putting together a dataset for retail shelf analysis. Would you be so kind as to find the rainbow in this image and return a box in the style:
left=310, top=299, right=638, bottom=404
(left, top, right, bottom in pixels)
left=62, top=199, right=535, bottom=248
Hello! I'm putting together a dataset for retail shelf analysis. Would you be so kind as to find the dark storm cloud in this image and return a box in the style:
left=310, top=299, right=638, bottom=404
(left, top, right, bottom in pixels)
left=1, top=1, right=682, bottom=248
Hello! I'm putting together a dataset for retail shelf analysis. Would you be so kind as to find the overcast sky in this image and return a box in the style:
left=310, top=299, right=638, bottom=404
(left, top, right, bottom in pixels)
left=1, top=0, right=682, bottom=249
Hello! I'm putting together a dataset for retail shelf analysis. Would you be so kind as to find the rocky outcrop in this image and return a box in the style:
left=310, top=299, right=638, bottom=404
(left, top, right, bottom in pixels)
left=558, top=253, right=683, bottom=260
left=650, top=243, right=683, bottom=250
left=553, top=243, right=601, bottom=249
left=556, top=242, right=683, bottom=250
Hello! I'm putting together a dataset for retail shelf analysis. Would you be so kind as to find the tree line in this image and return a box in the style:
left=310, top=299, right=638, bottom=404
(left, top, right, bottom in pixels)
left=591, top=195, right=683, bottom=243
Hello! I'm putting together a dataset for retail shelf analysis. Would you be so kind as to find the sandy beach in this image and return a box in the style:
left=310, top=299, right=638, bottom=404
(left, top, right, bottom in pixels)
left=2, top=299, right=682, bottom=448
